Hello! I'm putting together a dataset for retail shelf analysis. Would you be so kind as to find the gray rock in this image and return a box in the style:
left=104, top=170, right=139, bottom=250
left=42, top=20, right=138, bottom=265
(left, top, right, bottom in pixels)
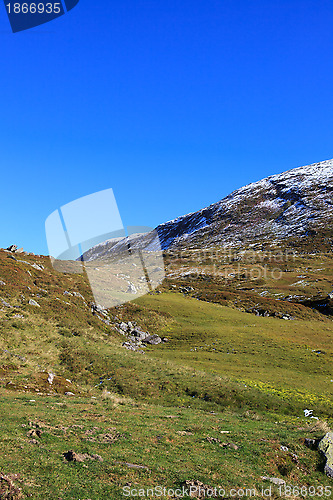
left=91, top=303, right=109, bottom=317
left=29, top=299, right=40, bottom=307
left=318, top=432, right=333, bottom=478
left=7, top=245, right=18, bottom=252
left=119, top=322, right=128, bottom=332
left=142, top=334, right=162, bottom=345
left=261, top=476, right=286, bottom=486
left=127, top=282, right=137, bottom=294
left=0, top=281, right=5, bottom=286
left=131, top=329, right=149, bottom=340
left=0, top=298, right=12, bottom=308
left=31, top=263, right=44, bottom=271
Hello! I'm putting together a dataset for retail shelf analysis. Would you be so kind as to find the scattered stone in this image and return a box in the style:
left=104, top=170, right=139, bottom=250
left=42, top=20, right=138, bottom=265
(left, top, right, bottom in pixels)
left=6, top=245, right=18, bottom=252
left=127, top=282, right=137, bottom=294
left=115, top=461, right=149, bottom=470
left=318, top=432, right=333, bottom=478
left=182, top=480, right=219, bottom=498
left=0, top=281, right=5, bottom=286
left=206, top=436, right=221, bottom=444
left=27, top=429, right=42, bottom=439
left=131, top=329, right=149, bottom=340
left=220, top=442, right=239, bottom=450
left=0, top=473, right=23, bottom=499
left=63, top=450, right=103, bottom=463
left=119, top=322, right=128, bottom=332
left=28, top=299, right=40, bottom=307
left=31, top=263, right=44, bottom=271
left=65, top=392, right=75, bottom=396
left=280, top=445, right=289, bottom=452
left=261, top=476, right=286, bottom=486
left=47, top=373, right=54, bottom=385
left=1, top=298, right=12, bottom=308
left=91, top=303, right=109, bottom=317
left=142, top=334, right=162, bottom=345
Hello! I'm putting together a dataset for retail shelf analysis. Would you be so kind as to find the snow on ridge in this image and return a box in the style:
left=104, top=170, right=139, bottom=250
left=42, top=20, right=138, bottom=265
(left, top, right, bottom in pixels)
left=156, top=158, right=333, bottom=242
left=225, top=159, right=333, bottom=200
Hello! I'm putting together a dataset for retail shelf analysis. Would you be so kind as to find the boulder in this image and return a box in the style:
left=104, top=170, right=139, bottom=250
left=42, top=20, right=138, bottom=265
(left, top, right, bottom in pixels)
left=131, top=329, right=149, bottom=340
left=6, top=245, right=18, bottom=252
left=142, top=334, right=162, bottom=345
left=318, top=432, right=333, bottom=478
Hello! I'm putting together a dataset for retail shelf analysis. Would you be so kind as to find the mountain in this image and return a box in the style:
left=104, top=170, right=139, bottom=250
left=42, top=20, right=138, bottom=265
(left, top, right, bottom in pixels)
left=156, top=159, right=333, bottom=251
left=80, top=159, right=333, bottom=265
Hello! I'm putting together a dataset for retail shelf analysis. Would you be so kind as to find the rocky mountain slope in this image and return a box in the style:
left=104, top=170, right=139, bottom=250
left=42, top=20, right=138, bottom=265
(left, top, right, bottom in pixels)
left=155, top=159, right=333, bottom=251
left=82, top=160, right=333, bottom=262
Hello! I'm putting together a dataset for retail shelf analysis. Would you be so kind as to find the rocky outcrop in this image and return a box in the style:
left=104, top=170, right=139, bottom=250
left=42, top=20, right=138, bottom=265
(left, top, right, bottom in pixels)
left=117, top=321, right=166, bottom=352
left=318, top=432, right=333, bottom=478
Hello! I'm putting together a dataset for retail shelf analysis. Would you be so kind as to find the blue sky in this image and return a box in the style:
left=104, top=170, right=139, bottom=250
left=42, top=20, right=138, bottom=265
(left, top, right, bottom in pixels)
left=1, top=0, right=332, bottom=254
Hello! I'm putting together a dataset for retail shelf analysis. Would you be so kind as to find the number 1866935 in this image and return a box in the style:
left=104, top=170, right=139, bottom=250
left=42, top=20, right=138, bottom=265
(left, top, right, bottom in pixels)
left=6, top=2, right=62, bottom=14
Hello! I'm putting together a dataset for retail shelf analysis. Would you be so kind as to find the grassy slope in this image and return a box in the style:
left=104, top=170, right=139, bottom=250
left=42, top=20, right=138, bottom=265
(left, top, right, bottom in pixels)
left=0, top=249, right=332, bottom=498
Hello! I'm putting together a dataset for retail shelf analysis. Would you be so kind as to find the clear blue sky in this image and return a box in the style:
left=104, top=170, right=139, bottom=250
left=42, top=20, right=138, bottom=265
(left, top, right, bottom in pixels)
left=1, top=0, right=332, bottom=254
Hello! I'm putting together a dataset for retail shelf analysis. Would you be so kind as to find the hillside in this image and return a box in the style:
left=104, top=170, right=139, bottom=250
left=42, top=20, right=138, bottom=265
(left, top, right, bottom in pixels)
left=0, top=158, right=333, bottom=498
left=0, top=241, right=332, bottom=497
left=156, top=159, right=333, bottom=252
left=81, top=160, right=333, bottom=268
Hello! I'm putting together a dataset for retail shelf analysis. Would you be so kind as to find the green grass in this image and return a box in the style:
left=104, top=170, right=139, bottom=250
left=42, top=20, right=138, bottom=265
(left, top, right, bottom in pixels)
left=124, top=293, right=333, bottom=416
left=0, top=389, right=331, bottom=499
left=0, top=249, right=332, bottom=498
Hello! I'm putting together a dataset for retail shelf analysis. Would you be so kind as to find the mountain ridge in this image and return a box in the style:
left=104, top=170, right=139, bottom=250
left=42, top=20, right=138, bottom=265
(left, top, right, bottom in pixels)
left=155, top=158, right=333, bottom=251
left=81, top=159, right=333, bottom=262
